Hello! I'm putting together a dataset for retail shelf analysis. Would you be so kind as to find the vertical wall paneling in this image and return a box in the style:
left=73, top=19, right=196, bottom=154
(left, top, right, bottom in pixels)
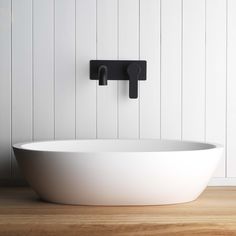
left=0, top=0, right=11, bottom=178
left=97, top=0, right=118, bottom=138
left=139, top=0, right=160, bottom=138
left=1, top=0, right=236, bottom=184
left=76, top=0, right=96, bottom=138
left=227, top=0, right=236, bottom=177
left=55, top=0, right=75, bottom=139
left=206, top=0, right=226, bottom=177
left=118, top=0, right=139, bottom=138
left=182, top=0, right=205, bottom=141
left=12, top=0, right=32, bottom=176
left=160, top=0, right=182, bottom=139
left=33, top=0, right=54, bottom=141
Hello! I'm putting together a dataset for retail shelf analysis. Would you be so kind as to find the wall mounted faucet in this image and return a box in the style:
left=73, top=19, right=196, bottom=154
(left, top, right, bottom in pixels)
left=98, top=65, right=108, bottom=86
left=90, top=60, right=147, bottom=99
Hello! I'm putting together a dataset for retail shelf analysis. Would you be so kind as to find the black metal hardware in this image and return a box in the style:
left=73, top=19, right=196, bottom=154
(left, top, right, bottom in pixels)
left=127, top=63, right=141, bottom=98
left=98, top=65, right=108, bottom=86
left=90, top=60, right=147, bottom=99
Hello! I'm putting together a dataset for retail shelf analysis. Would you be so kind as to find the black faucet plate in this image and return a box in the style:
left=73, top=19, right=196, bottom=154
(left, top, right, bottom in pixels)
left=90, top=60, right=146, bottom=81
left=90, top=60, right=147, bottom=99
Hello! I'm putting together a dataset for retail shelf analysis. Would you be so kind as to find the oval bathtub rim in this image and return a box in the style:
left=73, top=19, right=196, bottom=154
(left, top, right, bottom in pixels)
left=12, top=139, right=224, bottom=154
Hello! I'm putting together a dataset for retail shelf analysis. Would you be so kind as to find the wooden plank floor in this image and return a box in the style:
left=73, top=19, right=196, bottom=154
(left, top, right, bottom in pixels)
left=0, top=187, right=236, bottom=235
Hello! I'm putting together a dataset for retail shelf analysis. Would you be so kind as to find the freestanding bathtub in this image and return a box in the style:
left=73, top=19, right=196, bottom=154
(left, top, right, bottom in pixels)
left=13, top=139, right=223, bottom=205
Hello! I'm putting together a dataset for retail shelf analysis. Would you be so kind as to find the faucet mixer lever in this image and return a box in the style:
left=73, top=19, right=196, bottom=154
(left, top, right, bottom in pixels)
left=127, top=63, right=141, bottom=99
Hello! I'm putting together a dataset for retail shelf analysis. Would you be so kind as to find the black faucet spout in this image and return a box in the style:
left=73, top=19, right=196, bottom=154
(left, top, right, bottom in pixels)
left=98, top=65, right=108, bottom=86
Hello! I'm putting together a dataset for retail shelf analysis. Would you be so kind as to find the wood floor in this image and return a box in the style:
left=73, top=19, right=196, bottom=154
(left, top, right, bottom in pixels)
left=0, top=187, right=236, bottom=235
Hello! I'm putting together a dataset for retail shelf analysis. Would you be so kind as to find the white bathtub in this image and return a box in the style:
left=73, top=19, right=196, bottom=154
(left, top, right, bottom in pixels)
left=13, top=139, right=223, bottom=205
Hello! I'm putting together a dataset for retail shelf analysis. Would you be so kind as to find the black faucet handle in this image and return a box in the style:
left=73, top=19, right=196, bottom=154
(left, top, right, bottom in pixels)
left=127, top=63, right=141, bottom=99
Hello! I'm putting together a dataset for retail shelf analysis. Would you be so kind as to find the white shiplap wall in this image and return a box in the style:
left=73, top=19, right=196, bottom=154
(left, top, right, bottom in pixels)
left=0, top=0, right=235, bottom=185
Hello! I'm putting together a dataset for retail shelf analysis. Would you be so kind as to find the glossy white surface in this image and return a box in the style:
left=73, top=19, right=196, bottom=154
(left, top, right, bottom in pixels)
left=13, top=139, right=223, bottom=205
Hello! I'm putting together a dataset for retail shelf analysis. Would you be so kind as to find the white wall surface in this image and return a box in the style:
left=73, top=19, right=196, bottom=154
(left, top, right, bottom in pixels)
left=0, top=0, right=235, bottom=185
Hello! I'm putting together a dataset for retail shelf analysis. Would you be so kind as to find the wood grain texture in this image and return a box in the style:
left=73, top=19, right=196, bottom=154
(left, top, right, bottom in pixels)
left=1, top=187, right=236, bottom=235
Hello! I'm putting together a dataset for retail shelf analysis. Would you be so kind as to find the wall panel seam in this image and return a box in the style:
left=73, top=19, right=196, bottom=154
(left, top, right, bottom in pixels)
left=32, top=0, right=34, bottom=142
left=10, top=0, right=13, bottom=178
left=160, top=0, right=162, bottom=139
left=204, top=0, right=206, bottom=143
left=138, top=0, right=140, bottom=139
left=117, top=0, right=119, bottom=139
left=74, top=0, right=76, bottom=139
left=181, top=0, right=183, bottom=140
left=95, top=0, right=98, bottom=139
left=53, top=0, right=56, bottom=140
left=225, top=0, right=228, bottom=177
